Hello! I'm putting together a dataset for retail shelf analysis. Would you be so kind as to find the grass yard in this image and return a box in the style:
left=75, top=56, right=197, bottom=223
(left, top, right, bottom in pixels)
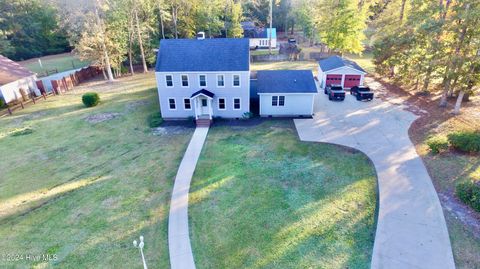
left=189, top=121, right=377, bottom=269
left=18, top=53, right=91, bottom=76
left=0, top=73, right=193, bottom=268
left=251, top=61, right=319, bottom=75
left=344, top=53, right=375, bottom=74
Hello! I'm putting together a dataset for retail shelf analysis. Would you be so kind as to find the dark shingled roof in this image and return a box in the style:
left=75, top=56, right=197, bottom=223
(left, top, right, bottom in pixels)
left=191, top=89, right=214, bottom=99
left=0, top=54, right=35, bottom=86
left=318, top=55, right=366, bottom=73
left=155, top=38, right=250, bottom=72
left=256, top=70, right=317, bottom=94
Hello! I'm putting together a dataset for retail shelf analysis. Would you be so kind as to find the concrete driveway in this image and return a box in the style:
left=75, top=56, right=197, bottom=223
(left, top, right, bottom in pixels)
left=294, top=86, right=455, bottom=269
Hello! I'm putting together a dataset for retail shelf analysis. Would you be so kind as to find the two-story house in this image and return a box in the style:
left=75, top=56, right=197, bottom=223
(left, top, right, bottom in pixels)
left=155, top=37, right=250, bottom=123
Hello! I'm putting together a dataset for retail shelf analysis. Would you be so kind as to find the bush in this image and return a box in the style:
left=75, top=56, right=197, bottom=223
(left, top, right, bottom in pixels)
left=242, top=112, right=254, bottom=120
left=147, top=112, right=163, bottom=128
left=447, top=131, right=480, bottom=153
left=426, top=136, right=449, bottom=154
left=82, top=92, right=100, bottom=107
left=0, top=97, right=5, bottom=108
left=10, top=127, right=34, bottom=136
left=456, top=181, right=480, bottom=212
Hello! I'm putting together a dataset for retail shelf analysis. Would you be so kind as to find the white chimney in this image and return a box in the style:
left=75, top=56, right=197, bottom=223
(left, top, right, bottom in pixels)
left=196, top=32, right=205, bottom=40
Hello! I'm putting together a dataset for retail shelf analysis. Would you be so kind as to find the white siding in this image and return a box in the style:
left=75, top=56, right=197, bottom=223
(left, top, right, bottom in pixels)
left=249, top=38, right=277, bottom=49
left=155, top=71, right=250, bottom=119
left=318, top=65, right=366, bottom=89
left=259, top=93, right=315, bottom=117
left=0, top=75, right=38, bottom=103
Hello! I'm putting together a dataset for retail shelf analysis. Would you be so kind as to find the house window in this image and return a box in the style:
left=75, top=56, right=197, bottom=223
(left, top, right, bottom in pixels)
left=233, top=98, right=241, bottom=110
left=168, top=98, right=176, bottom=110
left=184, top=98, right=191, bottom=110
left=233, top=75, right=240, bottom=87
left=218, top=98, right=226, bottom=110
left=199, top=75, right=207, bottom=87
left=181, top=75, right=189, bottom=87
left=166, top=75, right=173, bottom=87
left=272, top=96, right=285, bottom=106
left=272, top=96, right=278, bottom=106
left=217, top=75, right=224, bottom=87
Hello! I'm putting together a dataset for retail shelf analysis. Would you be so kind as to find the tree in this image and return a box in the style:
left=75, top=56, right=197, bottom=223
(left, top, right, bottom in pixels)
left=315, top=0, right=368, bottom=55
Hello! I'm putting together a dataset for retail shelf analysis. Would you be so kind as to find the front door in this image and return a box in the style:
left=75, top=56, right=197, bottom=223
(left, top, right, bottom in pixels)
left=201, top=98, right=209, bottom=115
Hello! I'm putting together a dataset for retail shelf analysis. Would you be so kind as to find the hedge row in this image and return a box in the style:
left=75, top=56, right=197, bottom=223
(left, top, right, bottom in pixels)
left=456, top=181, right=480, bottom=213
left=427, top=131, right=480, bottom=154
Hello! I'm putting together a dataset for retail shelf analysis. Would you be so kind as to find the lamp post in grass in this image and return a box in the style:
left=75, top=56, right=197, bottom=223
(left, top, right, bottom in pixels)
left=133, top=235, right=148, bottom=269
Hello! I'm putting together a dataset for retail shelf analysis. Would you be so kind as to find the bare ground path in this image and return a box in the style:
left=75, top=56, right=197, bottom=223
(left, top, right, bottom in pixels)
left=294, top=85, right=455, bottom=269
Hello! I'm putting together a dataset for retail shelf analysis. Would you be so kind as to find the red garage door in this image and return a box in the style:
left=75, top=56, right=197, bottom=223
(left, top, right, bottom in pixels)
left=344, top=75, right=361, bottom=88
left=326, top=74, right=342, bottom=86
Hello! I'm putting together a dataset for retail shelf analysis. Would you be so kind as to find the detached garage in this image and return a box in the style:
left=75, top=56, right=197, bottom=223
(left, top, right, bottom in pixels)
left=257, top=70, right=317, bottom=117
left=318, top=55, right=366, bottom=89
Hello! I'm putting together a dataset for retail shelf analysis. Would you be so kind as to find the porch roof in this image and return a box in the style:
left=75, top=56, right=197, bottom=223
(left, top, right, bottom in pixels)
left=191, top=89, right=215, bottom=99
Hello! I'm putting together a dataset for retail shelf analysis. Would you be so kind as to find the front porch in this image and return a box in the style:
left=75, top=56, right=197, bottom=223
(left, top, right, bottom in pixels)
left=191, top=89, right=215, bottom=127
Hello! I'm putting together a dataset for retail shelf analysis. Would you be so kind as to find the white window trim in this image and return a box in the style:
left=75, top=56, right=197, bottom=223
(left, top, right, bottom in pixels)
left=232, top=74, right=240, bottom=87
left=233, top=97, right=241, bottom=110
left=183, top=97, right=192, bottom=110
left=218, top=97, right=226, bottom=110
left=198, top=74, right=207, bottom=88
left=217, top=74, right=225, bottom=88
left=168, top=98, right=177, bottom=110
left=271, top=95, right=285, bottom=107
left=181, top=74, right=189, bottom=88
left=165, top=74, right=174, bottom=88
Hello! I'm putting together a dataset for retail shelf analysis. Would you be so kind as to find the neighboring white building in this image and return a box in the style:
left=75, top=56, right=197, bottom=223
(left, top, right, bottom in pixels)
left=0, top=55, right=39, bottom=103
left=242, top=24, right=277, bottom=49
left=256, top=70, right=317, bottom=117
left=155, top=37, right=251, bottom=121
left=318, top=55, right=367, bottom=89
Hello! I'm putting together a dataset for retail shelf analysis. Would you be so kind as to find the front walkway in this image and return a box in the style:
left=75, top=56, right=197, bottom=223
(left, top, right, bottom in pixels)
left=168, top=127, right=209, bottom=269
left=294, top=90, right=455, bottom=268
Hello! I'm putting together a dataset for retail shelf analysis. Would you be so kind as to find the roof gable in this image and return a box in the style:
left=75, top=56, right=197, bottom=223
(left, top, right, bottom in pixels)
left=318, top=55, right=366, bottom=73
left=0, top=55, right=35, bottom=86
left=155, top=38, right=250, bottom=72
left=256, top=70, right=317, bottom=94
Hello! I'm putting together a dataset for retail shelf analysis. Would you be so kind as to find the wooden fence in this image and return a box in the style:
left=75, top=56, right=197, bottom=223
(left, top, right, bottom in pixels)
left=0, top=66, right=102, bottom=117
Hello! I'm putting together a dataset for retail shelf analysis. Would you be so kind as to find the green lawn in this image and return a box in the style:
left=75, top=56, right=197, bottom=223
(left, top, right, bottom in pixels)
left=190, top=121, right=377, bottom=268
left=0, top=73, right=192, bottom=268
left=251, top=61, right=319, bottom=75
left=344, top=53, right=375, bottom=74
left=18, top=53, right=91, bottom=76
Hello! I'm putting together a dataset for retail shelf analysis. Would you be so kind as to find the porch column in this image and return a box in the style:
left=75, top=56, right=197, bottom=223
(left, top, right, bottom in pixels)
left=193, top=98, right=199, bottom=119
left=208, top=99, right=213, bottom=120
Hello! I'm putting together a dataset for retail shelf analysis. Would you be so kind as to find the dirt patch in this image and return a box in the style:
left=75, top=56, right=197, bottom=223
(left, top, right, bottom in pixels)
left=439, top=192, right=480, bottom=240
left=85, top=112, right=122, bottom=123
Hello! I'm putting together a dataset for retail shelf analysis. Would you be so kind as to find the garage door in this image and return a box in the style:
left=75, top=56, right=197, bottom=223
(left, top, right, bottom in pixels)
left=325, top=74, right=342, bottom=86
left=344, top=75, right=361, bottom=88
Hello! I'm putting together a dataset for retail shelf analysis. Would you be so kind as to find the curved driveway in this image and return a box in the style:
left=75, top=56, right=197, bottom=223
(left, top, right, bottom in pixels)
left=294, top=86, right=455, bottom=269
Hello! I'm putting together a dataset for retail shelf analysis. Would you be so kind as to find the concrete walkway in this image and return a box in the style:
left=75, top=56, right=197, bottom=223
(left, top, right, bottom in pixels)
left=294, top=90, right=455, bottom=268
left=168, top=127, right=209, bottom=269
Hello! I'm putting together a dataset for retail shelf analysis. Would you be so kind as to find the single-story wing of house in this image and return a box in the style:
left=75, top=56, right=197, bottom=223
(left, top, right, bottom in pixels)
left=317, top=55, right=366, bottom=89
left=0, top=55, right=39, bottom=103
left=256, top=70, right=317, bottom=117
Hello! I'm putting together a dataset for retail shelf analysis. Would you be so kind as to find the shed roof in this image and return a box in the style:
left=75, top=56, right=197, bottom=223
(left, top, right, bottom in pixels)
left=0, top=55, right=35, bottom=86
left=318, top=55, right=366, bottom=73
left=256, top=70, right=317, bottom=94
left=155, top=38, right=250, bottom=72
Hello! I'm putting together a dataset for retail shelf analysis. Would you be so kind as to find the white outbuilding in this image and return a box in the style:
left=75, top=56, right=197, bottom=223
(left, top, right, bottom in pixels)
left=0, top=55, right=39, bottom=103
left=318, top=55, right=367, bottom=89
left=256, top=70, right=317, bottom=117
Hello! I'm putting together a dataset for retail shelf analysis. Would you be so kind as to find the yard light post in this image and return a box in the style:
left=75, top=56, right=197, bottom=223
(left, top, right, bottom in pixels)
left=133, top=235, right=148, bottom=269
